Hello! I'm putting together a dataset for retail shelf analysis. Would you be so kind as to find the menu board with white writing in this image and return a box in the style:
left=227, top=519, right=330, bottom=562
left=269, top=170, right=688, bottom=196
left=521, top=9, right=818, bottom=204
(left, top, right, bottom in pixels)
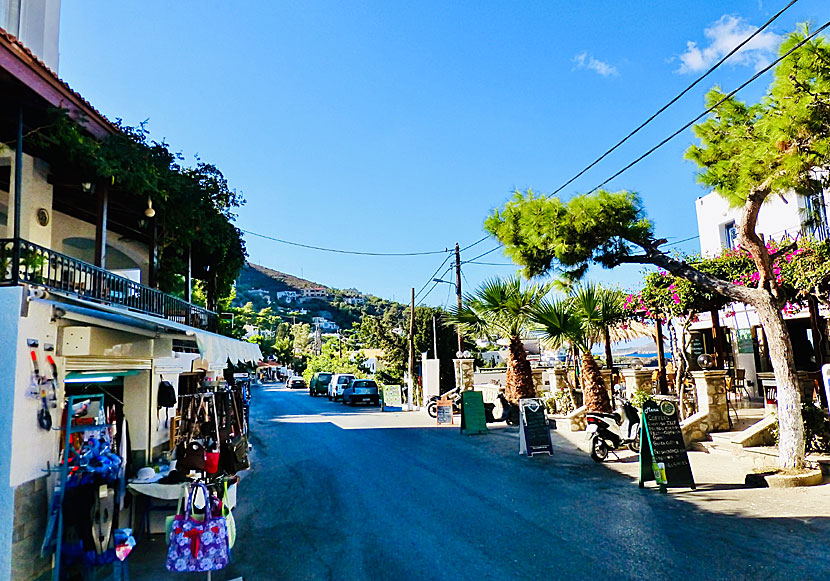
left=639, top=399, right=695, bottom=491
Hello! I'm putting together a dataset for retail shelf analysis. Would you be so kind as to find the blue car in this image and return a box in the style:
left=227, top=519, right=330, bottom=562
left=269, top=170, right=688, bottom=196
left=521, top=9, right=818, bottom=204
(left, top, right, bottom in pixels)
left=341, top=379, right=380, bottom=406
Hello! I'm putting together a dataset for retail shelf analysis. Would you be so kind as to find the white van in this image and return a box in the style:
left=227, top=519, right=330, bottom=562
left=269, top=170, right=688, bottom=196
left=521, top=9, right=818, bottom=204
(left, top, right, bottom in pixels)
left=328, top=374, right=355, bottom=401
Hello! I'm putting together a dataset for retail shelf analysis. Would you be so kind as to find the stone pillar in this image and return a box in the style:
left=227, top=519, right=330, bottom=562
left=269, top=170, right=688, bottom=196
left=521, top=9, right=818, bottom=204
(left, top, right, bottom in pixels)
left=550, top=368, right=569, bottom=392
left=600, top=369, right=613, bottom=399
left=531, top=368, right=544, bottom=394
left=453, top=358, right=474, bottom=391
left=690, top=370, right=730, bottom=432
left=621, top=369, right=653, bottom=399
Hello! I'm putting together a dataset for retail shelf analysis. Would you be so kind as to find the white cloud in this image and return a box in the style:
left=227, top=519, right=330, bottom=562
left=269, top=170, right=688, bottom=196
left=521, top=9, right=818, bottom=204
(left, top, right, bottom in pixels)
left=573, top=52, right=618, bottom=77
left=677, top=15, right=780, bottom=74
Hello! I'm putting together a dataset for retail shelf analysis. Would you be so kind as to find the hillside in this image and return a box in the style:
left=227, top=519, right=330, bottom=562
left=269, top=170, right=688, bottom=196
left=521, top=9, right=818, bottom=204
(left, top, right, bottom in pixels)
left=236, top=263, right=328, bottom=294
left=232, top=262, right=404, bottom=331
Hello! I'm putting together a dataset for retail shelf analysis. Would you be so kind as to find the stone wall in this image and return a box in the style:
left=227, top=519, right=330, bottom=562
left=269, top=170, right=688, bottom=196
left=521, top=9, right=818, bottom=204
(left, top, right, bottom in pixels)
left=681, top=371, right=730, bottom=444
left=12, top=476, right=51, bottom=581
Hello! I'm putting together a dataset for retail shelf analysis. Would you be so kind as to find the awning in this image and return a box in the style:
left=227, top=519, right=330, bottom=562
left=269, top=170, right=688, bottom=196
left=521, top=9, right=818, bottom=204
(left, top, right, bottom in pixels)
left=193, top=331, right=262, bottom=371
left=37, top=296, right=263, bottom=370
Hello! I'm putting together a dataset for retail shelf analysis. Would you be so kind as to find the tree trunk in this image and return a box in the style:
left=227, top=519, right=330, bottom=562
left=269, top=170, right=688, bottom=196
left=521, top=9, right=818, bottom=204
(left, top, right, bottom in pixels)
left=752, top=294, right=805, bottom=470
left=505, top=336, right=535, bottom=403
left=603, top=326, right=613, bottom=369
left=581, top=351, right=612, bottom=413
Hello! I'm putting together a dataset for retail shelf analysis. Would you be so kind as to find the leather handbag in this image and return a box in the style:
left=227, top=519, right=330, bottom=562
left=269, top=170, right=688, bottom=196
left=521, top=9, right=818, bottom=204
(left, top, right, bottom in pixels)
left=166, top=483, right=230, bottom=572
left=220, top=435, right=249, bottom=473
left=177, top=440, right=206, bottom=472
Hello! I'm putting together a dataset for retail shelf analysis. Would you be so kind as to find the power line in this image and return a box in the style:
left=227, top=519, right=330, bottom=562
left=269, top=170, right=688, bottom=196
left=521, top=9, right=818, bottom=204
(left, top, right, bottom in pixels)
left=464, top=246, right=503, bottom=263
left=417, top=264, right=454, bottom=306
left=465, top=261, right=516, bottom=266
left=414, top=253, right=453, bottom=301
left=549, top=0, right=801, bottom=198
left=665, top=235, right=700, bottom=247
left=587, top=19, right=830, bottom=195
left=460, top=235, right=489, bottom=251
left=242, top=229, right=453, bottom=256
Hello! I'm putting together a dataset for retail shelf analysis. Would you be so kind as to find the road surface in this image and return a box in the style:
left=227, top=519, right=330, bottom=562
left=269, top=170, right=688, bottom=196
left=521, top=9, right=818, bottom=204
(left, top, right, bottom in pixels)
left=133, top=382, right=830, bottom=580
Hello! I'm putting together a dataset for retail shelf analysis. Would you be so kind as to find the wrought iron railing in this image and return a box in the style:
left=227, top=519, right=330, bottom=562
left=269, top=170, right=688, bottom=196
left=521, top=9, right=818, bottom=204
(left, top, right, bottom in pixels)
left=0, top=238, right=217, bottom=332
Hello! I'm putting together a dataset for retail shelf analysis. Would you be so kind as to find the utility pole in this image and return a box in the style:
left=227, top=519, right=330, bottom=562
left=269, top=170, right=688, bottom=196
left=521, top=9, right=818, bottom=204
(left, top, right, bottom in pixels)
left=455, top=242, right=463, bottom=355
left=408, top=287, right=415, bottom=405
left=432, top=315, right=438, bottom=359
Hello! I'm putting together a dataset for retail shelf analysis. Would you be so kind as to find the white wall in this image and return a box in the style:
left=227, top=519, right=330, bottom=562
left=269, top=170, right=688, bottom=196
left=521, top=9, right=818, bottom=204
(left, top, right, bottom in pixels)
left=1, top=0, right=61, bottom=71
left=0, top=287, right=23, bottom=579
left=696, top=191, right=810, bottom=257
left=8, top=297, right=60, bottom=487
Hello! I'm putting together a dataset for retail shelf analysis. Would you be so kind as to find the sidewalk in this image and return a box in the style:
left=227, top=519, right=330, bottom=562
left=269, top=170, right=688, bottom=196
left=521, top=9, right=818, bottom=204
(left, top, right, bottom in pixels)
left=553, top=425, right=830, bottom=520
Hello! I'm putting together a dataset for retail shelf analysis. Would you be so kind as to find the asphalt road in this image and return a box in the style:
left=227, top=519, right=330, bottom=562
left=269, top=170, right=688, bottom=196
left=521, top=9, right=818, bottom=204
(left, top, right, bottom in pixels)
left=133, top=382, right=830, bottom=580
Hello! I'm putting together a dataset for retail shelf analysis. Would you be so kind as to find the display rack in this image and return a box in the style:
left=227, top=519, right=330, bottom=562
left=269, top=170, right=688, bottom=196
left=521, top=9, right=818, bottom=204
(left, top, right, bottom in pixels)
left=44, top=394, right=107, bottom=581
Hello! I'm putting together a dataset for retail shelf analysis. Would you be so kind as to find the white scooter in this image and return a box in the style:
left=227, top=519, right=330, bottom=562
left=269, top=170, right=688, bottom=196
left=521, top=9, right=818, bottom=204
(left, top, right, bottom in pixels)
left=586, top=396, right=641, bottom=462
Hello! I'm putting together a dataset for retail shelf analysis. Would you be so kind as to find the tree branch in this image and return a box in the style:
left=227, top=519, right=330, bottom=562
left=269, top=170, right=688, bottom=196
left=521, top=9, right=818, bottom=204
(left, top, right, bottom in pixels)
left=613, top=248, right=758, bottom=305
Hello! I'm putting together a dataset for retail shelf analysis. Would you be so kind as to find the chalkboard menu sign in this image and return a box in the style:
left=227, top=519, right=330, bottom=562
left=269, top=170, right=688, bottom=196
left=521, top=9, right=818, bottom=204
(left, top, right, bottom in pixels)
left=460, top=391, right=488, bottom=435
left=436, top=398, right=453, bottom=424
left=518, top=398, right=553, bottom=456
left=690, top=334, right=705, bottom=359
left=639, top=399, right=695, bottom=492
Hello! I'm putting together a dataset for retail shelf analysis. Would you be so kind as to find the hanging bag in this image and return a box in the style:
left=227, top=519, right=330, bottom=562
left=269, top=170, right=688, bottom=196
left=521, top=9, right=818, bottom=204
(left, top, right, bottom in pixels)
left=220, top=394, right=249, bottom=474
left=176, top=398, right=206, bottom=472
left=166, top=482, right=230, bottom=572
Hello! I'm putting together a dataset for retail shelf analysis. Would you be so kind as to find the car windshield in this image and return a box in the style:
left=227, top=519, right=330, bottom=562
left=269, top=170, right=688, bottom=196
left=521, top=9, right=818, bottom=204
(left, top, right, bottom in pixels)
left=353, top=381, right=376, bottom=388
left=318, top=373, right=332, bottom=381
left=338, top=377, right=352, bottom=384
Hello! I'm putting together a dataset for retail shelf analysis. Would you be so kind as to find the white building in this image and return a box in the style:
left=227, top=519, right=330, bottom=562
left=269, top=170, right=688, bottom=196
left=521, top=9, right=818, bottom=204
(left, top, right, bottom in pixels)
left=247, top=288, right=271, bottom=304
left=275, top=290, right=299, bottom=303
left=0, top=14, right=261, bottom=579
left=694, top=189, right=828, bottom=397
left=344, top=296, right=365, bottom=306
left=301, top=287, right=329, bottom=300
left=312, top=316, right=339, bottom=332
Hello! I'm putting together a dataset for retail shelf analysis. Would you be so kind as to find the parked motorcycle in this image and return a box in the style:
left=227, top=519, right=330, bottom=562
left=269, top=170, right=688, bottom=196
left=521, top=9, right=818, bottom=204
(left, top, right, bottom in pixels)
left=426, top=388, right=461, bottom=418
left=486, top=392, right=519, bottom=425
left=586, top=396, right=640, bottom=462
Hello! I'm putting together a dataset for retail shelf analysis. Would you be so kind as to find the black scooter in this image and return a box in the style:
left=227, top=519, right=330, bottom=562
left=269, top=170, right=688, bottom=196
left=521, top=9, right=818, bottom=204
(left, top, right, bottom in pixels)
left=586, top=396, right=640, bottom=462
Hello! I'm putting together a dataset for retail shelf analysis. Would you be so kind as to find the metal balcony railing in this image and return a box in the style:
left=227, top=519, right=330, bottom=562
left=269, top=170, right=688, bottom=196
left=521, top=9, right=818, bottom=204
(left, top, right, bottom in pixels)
left=0, top=238, right=217, bottom=332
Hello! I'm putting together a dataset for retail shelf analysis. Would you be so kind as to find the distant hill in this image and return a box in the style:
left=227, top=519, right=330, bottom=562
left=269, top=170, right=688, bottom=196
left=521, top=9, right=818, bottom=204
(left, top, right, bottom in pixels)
left=233, top=262, right=405, bottom=331
left=237, top=263, right=328, bottom=294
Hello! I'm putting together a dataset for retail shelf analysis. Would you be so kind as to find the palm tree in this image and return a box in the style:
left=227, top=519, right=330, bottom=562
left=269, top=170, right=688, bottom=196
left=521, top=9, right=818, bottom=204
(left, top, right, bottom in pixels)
left=448, top=276, right=552, bottom=403
left=532, top=284, right=628, bottom=414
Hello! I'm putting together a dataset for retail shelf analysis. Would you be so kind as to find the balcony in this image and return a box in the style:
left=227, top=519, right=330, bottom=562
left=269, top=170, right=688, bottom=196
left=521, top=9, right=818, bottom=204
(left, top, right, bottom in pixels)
left=0, top=238, right=217, bottom=332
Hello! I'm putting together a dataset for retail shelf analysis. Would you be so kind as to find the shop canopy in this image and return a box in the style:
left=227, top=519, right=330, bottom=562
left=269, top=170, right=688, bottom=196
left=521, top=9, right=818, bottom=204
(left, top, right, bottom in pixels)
left=38, top=297, right=263, bottom=370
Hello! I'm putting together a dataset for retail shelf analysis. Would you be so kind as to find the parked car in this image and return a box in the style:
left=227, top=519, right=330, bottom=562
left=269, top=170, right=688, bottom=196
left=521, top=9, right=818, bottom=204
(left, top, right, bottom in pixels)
left=342, top=379, right=380, bottom=406
left=286, top=376, right=307, bottom=389
left=309, top=372, right=333, bottom=397
left=328, top=373, right=355, bottom=401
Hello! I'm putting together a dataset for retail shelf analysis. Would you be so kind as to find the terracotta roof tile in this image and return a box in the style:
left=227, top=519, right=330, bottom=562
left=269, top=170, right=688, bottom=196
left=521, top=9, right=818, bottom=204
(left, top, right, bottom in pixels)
left=0, top=25, right=118, bottom=136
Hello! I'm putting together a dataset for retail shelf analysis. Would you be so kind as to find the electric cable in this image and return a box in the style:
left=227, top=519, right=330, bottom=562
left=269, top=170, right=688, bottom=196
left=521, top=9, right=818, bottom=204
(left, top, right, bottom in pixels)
left=586, top=20, right=830, bottom=195
left=417, top=264, right=454, bottom=306
left=460, top=235, right=489, bottom=252
left=242, top=229, right=452, bottom=256
left=414, top=254, right=453, bottom=301
left=464, top=246, right=503, bottom=264
left=548, top=0, right=801, bottom=198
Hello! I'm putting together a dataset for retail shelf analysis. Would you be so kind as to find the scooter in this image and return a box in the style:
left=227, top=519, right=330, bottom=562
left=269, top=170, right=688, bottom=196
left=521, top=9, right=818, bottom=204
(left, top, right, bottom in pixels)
left=586, top=396, right=640, bottom=462
left=426, top=388, right=461, bottom=418
left=486, top=392, right=519, bottom=425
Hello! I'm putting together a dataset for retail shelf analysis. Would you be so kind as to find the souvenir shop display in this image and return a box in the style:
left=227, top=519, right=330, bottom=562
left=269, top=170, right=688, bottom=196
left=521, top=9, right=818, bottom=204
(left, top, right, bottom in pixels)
left=41, top=394, right=127, bottom=581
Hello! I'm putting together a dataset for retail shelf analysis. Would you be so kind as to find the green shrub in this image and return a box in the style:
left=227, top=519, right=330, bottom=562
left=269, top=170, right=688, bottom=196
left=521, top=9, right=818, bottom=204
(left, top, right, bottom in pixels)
left=771, top=403, right=830, bottom=454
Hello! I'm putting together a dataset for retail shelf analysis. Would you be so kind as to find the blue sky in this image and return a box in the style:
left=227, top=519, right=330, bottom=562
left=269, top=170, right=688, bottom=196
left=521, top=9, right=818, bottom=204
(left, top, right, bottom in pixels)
left=59, top=1, right=827, bottom=306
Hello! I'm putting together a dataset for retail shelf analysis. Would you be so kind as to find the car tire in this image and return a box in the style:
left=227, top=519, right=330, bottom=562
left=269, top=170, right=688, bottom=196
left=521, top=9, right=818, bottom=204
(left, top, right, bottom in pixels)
left=328, top=393, right=332, bottom=401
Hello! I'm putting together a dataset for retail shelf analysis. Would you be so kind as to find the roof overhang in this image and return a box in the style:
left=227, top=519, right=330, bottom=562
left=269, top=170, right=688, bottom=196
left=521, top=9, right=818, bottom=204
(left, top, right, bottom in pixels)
left=36, top=295, right=262, bottom=370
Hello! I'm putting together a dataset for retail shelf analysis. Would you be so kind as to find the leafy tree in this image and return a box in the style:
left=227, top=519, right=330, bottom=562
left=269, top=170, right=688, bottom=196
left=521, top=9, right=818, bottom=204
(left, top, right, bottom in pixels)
left=448, top=276, right=552, bottom=403
left=303, top=339, right=367, bottom=383
left=486, top=28, right=830, bottom=470
left=292, top=323, right=312, bottom=355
